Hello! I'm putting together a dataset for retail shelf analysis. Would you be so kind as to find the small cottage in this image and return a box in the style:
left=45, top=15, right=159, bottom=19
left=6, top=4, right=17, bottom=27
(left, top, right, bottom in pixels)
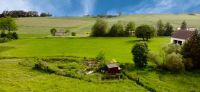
left=106, top=63, right=121, bottom=75
left=55, top=31, right=66, bottom=36
left=171, top=27, right=196, bottom=45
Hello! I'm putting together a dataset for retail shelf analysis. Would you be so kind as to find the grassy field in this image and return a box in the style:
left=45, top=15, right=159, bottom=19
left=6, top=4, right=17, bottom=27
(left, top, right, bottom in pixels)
left=16, top=14, right=200, bottom=38
left=0, top=37, right=170, bottom=63
left=1, top=14, right=200, bottom=92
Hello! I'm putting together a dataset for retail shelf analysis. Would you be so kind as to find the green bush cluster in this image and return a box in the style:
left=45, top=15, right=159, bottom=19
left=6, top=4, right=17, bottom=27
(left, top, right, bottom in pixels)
left=132, top=42, right=149, bottom=68
left=91, top=19, right=135, bottom=37
left=161, top=44, right=185, bottom=72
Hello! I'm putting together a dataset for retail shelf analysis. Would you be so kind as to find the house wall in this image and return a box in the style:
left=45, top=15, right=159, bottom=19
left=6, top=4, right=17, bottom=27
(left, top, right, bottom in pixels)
left=171, top=37, right=186, bottom=44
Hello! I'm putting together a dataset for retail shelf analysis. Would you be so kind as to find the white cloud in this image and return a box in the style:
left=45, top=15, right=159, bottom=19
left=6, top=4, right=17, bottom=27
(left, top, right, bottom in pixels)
left=134, top=0, right=174, bottom=14
left=0, top=0, right=32, bottom=13
left=81, top=0, right=96, bottom=15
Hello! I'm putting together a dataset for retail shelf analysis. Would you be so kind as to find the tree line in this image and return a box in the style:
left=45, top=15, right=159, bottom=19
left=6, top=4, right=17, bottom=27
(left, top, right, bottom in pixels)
left=91, top=19, right=174, bottom=41
left=0, top=10, right=52, bottom=18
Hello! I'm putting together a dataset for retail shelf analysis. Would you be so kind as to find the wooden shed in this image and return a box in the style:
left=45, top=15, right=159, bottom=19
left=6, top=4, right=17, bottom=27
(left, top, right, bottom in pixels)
left=106, top=63, right=121, bottom=75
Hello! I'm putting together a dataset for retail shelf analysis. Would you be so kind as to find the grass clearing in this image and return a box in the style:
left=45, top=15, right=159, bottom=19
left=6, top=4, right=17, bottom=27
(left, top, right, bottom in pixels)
left=0, top=59, right=147, bottom=92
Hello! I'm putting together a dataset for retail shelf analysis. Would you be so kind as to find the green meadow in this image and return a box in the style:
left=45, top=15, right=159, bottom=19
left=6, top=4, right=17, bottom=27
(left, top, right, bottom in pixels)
left=1, top=14, right=200, bottom=92
left=0, top=37, right=170, bottom=63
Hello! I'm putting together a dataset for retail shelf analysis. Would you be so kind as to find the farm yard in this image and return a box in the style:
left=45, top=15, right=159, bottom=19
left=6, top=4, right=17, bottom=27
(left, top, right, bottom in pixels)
left=0, top=14, right=200, bottom=92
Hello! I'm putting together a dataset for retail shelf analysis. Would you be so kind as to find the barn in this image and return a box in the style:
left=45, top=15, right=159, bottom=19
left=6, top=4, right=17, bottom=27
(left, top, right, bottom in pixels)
left=106, top=63, right=121, bottom=75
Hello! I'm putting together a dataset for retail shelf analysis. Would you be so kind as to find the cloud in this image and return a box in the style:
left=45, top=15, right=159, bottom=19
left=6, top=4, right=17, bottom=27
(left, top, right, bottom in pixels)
left=0, top=0, right=200, bottom=16
left=134, top=0, right=174, bottom=14
left=81, top=0, right=96, bottom=15
left=0, top=0, right=32, bottom=13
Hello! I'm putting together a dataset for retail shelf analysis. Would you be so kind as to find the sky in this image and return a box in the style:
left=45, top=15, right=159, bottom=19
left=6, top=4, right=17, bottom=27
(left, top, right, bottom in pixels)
left=1, top=0, right=200, bottom=16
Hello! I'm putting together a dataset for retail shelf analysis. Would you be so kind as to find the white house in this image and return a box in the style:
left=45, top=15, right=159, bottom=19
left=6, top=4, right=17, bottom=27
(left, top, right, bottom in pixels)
left=171, top=27, right=196, bottom=45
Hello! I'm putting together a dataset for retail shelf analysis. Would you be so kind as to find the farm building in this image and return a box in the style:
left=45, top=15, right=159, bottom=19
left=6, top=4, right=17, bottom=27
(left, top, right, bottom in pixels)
left=171, top=27, right=196, bottom=45
left=55, top=31, right=66, bottom=36
left=106, top=63, right=121, bottom=75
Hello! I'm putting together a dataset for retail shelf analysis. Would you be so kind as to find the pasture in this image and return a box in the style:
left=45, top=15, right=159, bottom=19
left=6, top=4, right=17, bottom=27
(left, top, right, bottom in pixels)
left=1, top=14, right=200, bottom=92
left=0, top=37, right=170, bottom=63
left=16, top=14, right=200, bottom=38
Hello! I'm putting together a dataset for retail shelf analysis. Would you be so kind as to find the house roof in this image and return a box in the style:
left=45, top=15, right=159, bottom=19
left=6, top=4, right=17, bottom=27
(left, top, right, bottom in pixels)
left=107, top=63, right=119, bottom=68
left=172, top=30, right=195, bottom=39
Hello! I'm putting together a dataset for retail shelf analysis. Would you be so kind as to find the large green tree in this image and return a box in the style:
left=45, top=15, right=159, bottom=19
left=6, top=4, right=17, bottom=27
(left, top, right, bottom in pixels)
left=181, top=21, right=187, bottom=30
left=0, top=17, right=17, bottom=32
left=108, top=21, right=124, bottom=37
left=125, top=21, right=135, bottom=36
left=135, top=24, right=155, bottom=41
left=182, top=31, right=200, bottom=69
left=91, top=19, right=108, bottom=37
left=157, top=20, right=165, bottom=36
left=164, top=22, right=174, bottom=36
left=132, top=42, right=149, bottom=67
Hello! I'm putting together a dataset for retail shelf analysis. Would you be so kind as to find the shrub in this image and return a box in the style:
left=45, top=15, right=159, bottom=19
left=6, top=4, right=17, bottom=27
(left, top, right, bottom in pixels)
left=6, top=32, right=13, bottom=39
left=162, top=44, right=181, bottom=55
left=50, top=28, right=57, bottom=36
left=0, top=31, right=6, bottom=38
left=132, top=42, right=149, bottom=67
left=183, top=58, right=193, bottom=70
left=34, top=61, right=54, bottom=73
left=163, top=53, right=184, bottom=72
left=148, top=51, right=161, bottom=66
left=71, top=32, right=76, bottom=36
left=12, top=32, right=18, bottom=39
left=0, top=38, right=9, bottom=43
left=96, top=51, right=105, bottom=62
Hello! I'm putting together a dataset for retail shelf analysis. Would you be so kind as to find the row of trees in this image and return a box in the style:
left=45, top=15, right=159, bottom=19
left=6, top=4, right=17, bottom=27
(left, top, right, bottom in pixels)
left=91, top=19, right=175, bottom=41
left=91, top=19, right=135, bottom=37
left=132, top=31, right=200, bottom=72
left=0, top=17, right=18, bottom=40
left=156, top=20, right=174, bottom=36
left=0, top=10, right=52, bottom=18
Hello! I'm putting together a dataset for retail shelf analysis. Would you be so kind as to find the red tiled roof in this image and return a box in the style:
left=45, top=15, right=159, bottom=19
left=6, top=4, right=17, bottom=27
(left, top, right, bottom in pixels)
left=172, top=30, right=195, bottom=39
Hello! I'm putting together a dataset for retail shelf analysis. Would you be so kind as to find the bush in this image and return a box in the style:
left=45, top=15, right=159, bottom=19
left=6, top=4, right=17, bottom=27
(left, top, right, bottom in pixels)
left=50, top=28, right=57, bottom=36
left=96, top=51, right=105, bottom=62
left=132, top=42, right=149, bottom=67
left=12, top=32, right=18, bottom=39
left=162, top=44, right=181, bottom=55
left=6, top=32, right=13, bottom=39
left=71, top=32, right=76, bottom=36
left=0, top=38, right=9, bottom=43
left=0, top=31, right=6, bottom=38
left=163, top=53, right=184, bottom=72
left=148, top=51, right=161, bottom=66
left=183, top=58, right=193, bottom=70
left=34, top=61, right=54, bottom=73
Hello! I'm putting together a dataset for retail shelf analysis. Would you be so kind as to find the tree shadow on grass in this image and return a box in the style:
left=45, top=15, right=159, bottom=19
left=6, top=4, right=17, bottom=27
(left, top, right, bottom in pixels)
left=126, top=39, right=152, bottom=44
left=0, top=46, right=15, bottom=53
